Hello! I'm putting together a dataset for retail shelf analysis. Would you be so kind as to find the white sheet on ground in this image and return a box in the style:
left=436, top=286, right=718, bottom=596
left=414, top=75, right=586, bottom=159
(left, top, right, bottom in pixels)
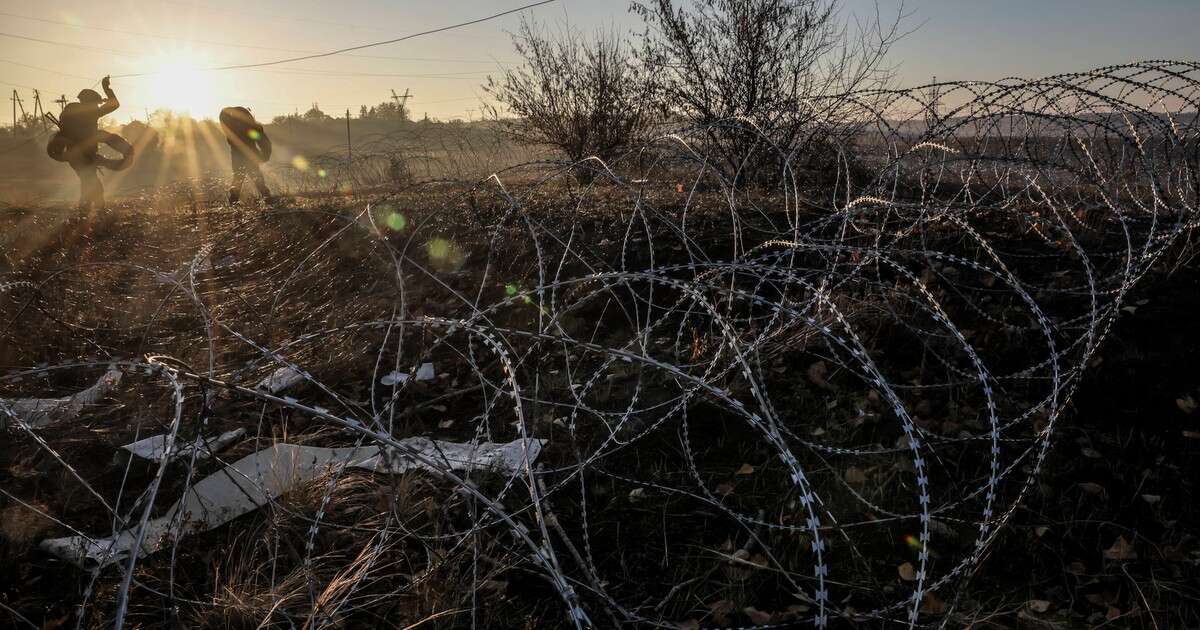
left=0, top=368, right=123, bottom=429
left=380, top=362, right=436, bottom=386
left=41, top=436, right=544, bottom=567
left=118, top=428, right=246, bottom=464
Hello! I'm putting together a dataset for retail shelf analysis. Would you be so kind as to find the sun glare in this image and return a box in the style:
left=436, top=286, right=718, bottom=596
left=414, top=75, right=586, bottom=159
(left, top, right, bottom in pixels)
left=144, top=52, right=215, bottom=117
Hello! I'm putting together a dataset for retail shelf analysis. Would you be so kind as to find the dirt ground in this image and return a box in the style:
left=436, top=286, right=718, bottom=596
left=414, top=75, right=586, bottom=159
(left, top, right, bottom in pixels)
left=1, top=190, right=1198, bottom=628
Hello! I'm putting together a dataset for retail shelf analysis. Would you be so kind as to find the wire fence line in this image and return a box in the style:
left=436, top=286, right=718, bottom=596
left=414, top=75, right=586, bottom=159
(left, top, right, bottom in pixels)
left=0, top=60, right=1198, bottom=628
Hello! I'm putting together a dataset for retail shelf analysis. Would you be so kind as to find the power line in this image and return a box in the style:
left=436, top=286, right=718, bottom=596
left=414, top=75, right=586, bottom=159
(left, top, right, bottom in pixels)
left=0, top=59, right=91, bottom=82
left=0, top=1, right=548, bottom=84
left=0, top=11, right=332, bottom=56
left=0, top=79, right=40, bottom=91
left=114, top=0, right=556, bottom=77
left=248, top=68, right=491, bottom=80
left=408, top=95, right=491, bottom=105
left=0, top=11, right=518, bottom=65
left=0, top=38, right=496, bottom=82
left=0, top=72, right=68, bottom=104
left=0, top=31, right=140, bottom=58
left=147, top=0, right=399, bottom=35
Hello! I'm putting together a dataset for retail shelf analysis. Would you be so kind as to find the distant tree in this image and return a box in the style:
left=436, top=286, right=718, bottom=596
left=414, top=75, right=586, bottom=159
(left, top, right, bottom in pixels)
left=483, top=17, right=655, bottom=180
left=378, top=101, right=409, bottom=121
left=303, top=104, right=331, bottom=122
left=4, top=112, right=44, bottom=137
left=631, top=0, right=905, bottom=182
left=353, top=101, right=409, bottom=122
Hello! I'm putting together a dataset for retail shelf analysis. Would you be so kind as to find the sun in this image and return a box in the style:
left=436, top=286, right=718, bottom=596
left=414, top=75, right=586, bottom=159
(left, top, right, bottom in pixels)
left=143, top=51, right=216, bottom=117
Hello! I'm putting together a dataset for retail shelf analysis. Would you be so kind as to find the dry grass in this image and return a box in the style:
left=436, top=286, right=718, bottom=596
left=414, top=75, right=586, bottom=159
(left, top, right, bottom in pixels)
left=0, top=502, right=53, bottom=553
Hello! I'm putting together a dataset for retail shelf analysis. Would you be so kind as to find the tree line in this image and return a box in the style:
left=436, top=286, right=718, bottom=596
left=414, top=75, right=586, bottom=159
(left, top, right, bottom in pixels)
left=271, top=100, right=413, bottom=125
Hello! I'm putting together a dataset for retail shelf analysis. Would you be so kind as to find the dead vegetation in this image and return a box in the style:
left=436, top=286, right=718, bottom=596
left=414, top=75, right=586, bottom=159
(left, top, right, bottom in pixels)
left=1, top=61, right=1199, bottom=628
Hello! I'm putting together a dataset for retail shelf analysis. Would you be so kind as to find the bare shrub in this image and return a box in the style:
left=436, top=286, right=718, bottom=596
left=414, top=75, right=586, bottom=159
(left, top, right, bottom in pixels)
left=631, top=0, right=906, bottom=183
left=484, top=18, right=655, bottom=180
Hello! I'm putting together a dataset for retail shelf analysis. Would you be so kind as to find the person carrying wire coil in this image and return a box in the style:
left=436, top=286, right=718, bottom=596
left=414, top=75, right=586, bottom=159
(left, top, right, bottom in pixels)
left=218, top=106, right=272, bottom=204
left=45, top=76, right=134, bottom=210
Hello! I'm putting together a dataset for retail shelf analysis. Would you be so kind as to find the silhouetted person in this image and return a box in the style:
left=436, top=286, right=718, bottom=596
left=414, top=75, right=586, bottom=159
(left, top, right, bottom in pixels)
left=47, top=76, right=132, bottom=210
left=219, top=106, right=272, bottom=204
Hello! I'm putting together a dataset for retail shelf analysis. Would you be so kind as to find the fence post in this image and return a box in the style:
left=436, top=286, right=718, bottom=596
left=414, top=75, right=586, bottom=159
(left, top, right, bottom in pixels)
left=346, top=109, right=353, bottom=185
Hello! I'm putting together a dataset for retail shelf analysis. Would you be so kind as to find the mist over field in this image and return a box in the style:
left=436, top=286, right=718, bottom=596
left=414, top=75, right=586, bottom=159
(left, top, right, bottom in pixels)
left=0, top=112, right=530, bottom=206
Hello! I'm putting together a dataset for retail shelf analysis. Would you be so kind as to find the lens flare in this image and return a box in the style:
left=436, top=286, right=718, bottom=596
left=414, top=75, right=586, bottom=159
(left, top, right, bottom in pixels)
left=427, top=238, right=450, bottom=259
left=141, top=51, right=216, bottom=116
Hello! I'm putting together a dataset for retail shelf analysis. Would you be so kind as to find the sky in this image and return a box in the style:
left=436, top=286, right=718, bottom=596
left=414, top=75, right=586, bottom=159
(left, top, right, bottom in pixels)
left=0, top=0, right=1197, bottom=124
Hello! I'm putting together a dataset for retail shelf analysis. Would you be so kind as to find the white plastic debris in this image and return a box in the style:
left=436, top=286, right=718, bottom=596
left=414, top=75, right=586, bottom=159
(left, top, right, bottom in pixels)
left=257, top=366, right=305, bottom=394
left=380, top=362, right=435, bottom=386
left=0, top=368, right=122, bottom=429
left=118, top=428, right=246, bottom=464
left=356, top=436, right=543, bottom=475
left=415, top=362, right=436, bottom=381
left=41, top=436, right=544, bottom=567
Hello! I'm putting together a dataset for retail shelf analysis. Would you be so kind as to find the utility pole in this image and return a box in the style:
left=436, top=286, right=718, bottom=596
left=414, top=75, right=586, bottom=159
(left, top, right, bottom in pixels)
left=32, top=90, right=44, bottom=129
left=390, top=88, right=412, bottom=120
left=14, top=91, right=26, bottom=123
left=10, top=90, right=29, bottom=130
left=345, top=108, right=353, bottom=181
left=931, top=76, right=939, bottom=119
left=55, top=94, right=68, bottom=113
left=925, top=76, right=941, bottom=131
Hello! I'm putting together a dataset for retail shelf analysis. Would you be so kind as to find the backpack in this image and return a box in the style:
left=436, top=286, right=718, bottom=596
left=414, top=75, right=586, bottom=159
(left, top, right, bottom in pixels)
left=220, top=107, right=271, bottom=162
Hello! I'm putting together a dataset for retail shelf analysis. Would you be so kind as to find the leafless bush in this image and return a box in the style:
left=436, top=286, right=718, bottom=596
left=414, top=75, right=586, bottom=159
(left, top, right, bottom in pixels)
left=632, top=0, right=905, bottom=183
left=484, top=18, right=655, bottom=180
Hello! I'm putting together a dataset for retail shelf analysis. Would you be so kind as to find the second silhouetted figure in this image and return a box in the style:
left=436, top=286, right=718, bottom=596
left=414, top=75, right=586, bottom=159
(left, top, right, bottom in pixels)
left=218, top=106, right=272, bottom=204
